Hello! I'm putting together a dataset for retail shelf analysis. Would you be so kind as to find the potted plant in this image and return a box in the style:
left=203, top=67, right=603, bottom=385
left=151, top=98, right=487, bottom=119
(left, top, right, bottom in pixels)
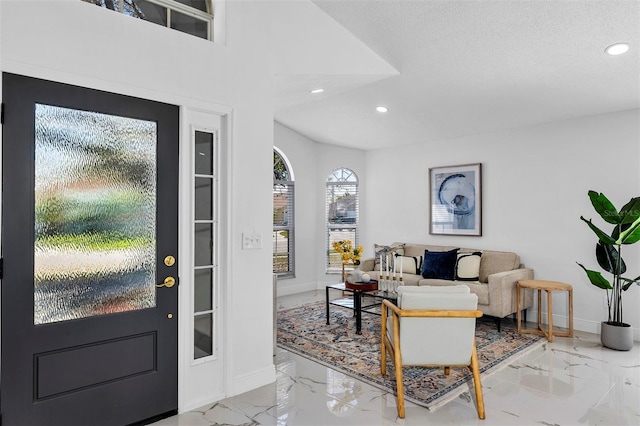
left=577, top=190, right=640, bottom=350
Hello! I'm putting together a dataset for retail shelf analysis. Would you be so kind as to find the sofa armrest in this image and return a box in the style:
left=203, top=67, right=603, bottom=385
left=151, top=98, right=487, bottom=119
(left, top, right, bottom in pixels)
left=358, top=257, right=375, bottom=272
left=486, top=268, right=534, bottom=318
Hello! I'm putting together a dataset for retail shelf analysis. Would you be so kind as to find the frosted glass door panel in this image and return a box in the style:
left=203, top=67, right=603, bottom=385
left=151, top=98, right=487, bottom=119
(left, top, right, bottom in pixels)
left=34, top=104, right=157, bottom=325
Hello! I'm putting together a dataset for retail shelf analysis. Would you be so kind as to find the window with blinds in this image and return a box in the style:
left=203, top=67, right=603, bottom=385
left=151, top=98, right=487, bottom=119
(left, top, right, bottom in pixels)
left=326, top=168, right=359, bottom=271
left=273, top=149, right=294, bottom=278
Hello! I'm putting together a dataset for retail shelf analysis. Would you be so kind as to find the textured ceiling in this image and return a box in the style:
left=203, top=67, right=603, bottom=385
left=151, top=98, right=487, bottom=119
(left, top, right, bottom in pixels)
left=274, top=0, right=640, bottom=150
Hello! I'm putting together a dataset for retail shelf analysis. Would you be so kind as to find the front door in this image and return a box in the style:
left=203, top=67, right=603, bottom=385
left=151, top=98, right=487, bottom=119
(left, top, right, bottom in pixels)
left=1, top=73, right=179, bottom=425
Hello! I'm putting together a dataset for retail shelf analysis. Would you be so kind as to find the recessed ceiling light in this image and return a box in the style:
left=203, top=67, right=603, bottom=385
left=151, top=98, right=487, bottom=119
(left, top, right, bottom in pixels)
left=605, top=43, right=629, bottom=56
left=376, top=106, right=389, bottom=113
left=310, top=88, right=324, bottom=94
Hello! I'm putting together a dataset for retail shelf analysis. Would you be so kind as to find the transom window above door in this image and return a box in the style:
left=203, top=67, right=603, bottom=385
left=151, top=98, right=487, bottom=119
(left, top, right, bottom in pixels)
left=81, top=0, right=213, bottom=40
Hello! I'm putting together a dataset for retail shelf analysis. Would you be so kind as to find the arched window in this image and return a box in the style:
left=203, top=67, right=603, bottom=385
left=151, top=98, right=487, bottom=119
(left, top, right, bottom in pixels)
left=273, top=148, right=294, bottom=277
left=326, top=168, right=359, bottom=271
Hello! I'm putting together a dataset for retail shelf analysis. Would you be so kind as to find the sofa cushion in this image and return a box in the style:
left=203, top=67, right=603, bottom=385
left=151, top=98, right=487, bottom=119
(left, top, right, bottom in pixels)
left=416, top=280, right=489, bottom=305
left=421, top=249, right=459, bottom=280
left=397, top=284, right=470, bottom=308
left=396, top=255, right=422, bottom=275
left=374, top=243, right=404, bottom=271
left=478, top=251, right=521, bottom=282
left=464, top=282, right=490, bottom=305
left=418, top=278, right=461, bottom=287
left=398, top=274, right=422, bottom=286
left=455, top=251, right=482, bottom=281
left=403, top=244, right=452, bottom=258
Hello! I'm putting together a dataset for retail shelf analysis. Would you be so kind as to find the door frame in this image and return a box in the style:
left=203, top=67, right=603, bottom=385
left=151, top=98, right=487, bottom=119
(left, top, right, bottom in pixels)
left=177, top=107, right=231, bottom=411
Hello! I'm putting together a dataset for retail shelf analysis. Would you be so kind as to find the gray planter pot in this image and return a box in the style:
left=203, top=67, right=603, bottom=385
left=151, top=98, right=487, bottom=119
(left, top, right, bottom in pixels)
left=601, top=321, right=634, bottom=351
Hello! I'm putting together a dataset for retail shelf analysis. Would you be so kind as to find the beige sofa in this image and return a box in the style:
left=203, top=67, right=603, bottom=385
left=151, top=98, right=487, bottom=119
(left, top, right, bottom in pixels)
left=358, top=242, right=534, bottom=330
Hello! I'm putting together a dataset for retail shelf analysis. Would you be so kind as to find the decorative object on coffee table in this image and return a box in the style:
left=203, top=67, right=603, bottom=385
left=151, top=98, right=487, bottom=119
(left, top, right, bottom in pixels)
left=577, top=190, right=640, bottom=351
left=345, top=280, right=378, bottom=291
left=429, top=163, right=482, bottom=236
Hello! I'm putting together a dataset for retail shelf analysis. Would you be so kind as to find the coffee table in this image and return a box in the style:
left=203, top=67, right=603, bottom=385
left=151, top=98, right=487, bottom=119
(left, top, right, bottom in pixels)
left=325, top=282, right=398, bottom=334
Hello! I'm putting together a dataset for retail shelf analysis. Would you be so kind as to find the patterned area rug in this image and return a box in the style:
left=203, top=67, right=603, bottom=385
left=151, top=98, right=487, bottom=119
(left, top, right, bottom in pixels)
left=277, top=300, right=544, bottom=411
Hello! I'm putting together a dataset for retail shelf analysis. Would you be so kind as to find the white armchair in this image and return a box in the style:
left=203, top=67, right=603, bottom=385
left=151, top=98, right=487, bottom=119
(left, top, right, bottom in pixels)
left=381, top=285, right=485, bottom=419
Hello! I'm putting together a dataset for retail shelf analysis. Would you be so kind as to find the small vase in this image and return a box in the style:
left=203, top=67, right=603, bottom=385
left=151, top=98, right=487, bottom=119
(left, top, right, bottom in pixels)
left=600, top=321, right=634, bottom=351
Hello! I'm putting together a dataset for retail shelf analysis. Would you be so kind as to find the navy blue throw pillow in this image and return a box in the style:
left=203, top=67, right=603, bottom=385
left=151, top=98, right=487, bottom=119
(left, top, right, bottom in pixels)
left=421, top=249, right=459, bottom=280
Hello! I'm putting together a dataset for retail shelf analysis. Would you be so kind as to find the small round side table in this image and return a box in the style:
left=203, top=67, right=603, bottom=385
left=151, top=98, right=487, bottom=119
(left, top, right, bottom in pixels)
left=517, top=280, right=573, bottom=342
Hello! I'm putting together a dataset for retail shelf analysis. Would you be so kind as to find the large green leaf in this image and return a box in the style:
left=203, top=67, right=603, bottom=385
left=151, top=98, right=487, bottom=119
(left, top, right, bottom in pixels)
left=595, top=242, right=625, bottom=275
left=619, top=197, right=640, bottom=224
left=581, top=216, right=616, bottom=245
left=577, top=263, right=613, bottom=289
left=588, top=191, right=621, bottom=224
left=621, top=275, right=640, bottom=291
left=617, top=216, right=640, bottom=245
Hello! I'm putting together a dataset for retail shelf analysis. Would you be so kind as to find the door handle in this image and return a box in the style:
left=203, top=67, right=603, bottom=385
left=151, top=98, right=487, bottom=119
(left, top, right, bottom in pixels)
left=157, top=276, right=176, bottom=288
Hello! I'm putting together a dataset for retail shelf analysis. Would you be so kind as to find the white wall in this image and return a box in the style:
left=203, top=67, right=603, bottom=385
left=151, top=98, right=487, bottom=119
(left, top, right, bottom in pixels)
left=273, top=122, right=366, bottom=294
left=0, top=0, right=276, bottom=411
left=362, top=109, right=640, bottom=340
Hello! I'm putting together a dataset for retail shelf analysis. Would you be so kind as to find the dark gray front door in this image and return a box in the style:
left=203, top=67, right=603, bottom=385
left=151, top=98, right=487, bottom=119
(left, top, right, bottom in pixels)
left=1, top=73, right=179, bottom=425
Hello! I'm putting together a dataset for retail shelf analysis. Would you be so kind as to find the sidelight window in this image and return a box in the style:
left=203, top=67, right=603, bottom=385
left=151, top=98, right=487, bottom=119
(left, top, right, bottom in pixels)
left=193, top=130, right=218, bottom=360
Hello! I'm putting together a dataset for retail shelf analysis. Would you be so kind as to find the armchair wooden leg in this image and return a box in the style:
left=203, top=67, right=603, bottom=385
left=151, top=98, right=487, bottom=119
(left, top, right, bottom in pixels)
left=395, top=364, right=405, bottom=418
left=381, top=338, right=387, bottom=375
left=470, top=342, right=485, bottom=419
left=381, top=306, right=387, bottom=375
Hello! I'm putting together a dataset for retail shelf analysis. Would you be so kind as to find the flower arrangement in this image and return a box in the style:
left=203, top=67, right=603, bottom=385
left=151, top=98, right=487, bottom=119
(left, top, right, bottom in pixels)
left=332, top=240, right=364, bottom=265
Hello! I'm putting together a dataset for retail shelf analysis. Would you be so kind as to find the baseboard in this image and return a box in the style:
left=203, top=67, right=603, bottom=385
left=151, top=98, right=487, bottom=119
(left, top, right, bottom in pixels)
left=179, top=366, right=276, bottom=413
left=277, top=282, right=318, bottom=296
left=227, top=364, right=276, bottom=398
left=529, top=309, right=640, bottom=342
left=179, top=391, right=227, bottom=413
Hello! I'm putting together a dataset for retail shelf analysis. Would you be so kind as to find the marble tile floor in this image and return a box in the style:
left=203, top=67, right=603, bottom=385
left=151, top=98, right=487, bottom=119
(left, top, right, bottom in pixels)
left=154, top=290, right=640, bottom=426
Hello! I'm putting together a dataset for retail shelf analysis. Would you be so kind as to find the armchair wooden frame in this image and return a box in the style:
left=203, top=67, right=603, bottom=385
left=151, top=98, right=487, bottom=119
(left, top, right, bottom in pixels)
left=381, top=299, right=485, bottom=419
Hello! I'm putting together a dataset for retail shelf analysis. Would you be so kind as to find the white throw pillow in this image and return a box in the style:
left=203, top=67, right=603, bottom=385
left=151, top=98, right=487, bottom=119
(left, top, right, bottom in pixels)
left=455, top=252, right=482, bottom=281
left=373, top=243, right=405, bottom=270
left=395, top=255, right=422, bottom=275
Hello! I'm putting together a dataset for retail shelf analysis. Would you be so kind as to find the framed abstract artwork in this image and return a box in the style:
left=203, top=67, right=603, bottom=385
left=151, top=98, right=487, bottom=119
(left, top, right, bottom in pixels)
left=429, top=163, right=482, bottom=236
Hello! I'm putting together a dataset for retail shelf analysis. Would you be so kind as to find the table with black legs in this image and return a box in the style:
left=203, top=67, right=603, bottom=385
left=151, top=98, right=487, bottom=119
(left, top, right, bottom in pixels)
left=325, top=282, right=397, bottom=334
